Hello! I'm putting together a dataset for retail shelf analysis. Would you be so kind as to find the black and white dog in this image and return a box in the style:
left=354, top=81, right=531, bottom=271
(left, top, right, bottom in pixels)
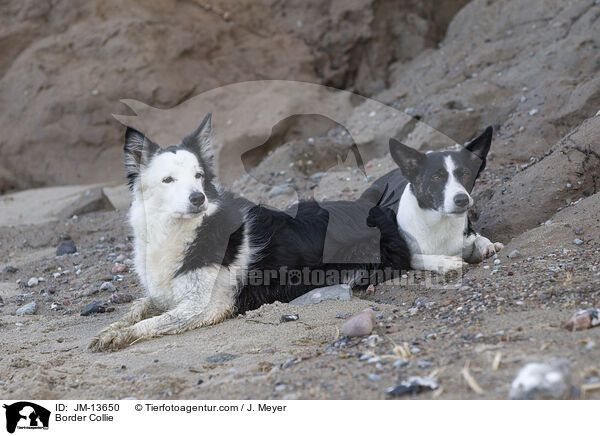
left=90, top=114, right=410, bottom=351
left=361, top=127, right=503, bottom=274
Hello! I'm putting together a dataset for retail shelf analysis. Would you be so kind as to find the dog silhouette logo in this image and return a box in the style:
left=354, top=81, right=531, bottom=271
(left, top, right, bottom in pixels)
left=2, top=402, right=50, bottom=433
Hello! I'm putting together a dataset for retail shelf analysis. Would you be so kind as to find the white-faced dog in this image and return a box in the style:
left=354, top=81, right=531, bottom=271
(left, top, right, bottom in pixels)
left=89, top=114, right=410, bottom=351
left=361, top=127, right=503, bottom=274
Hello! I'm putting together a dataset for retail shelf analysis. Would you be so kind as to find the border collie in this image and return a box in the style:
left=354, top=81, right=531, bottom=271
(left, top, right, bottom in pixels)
left=90, top=114, right=410, bottom=351
left=361, top=127, right=503, bottom=274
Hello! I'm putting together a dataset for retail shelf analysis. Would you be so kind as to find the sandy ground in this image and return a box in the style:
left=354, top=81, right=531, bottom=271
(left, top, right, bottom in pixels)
left=1, top=150, right=599, bottom=400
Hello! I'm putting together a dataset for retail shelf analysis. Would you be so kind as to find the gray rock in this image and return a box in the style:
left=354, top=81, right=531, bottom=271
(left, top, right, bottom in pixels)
left=80, top=301, right=106, bottom=316
left=387, top=376, right=439, bottom=397
left=100, top=281, right=116, bottom=292
left=310, top=172, right=327, bottom=180
left=268, top=184, right=294, bottom=198
left=573, top=238, right=584, bottom=245
left=2, top=266, right=18, bottom=274
left=205, top=353, right=237, bottom=363
left=27, top=277, right=39, bottom=287
left=508, top=249, right=521, bottom=258
left=16, top=301, right=37, bottom=315
left=509, top=358, right=574, bottom=400
left=59, top=187, right=115, bottom=219
left=290, top=284, right=351, bottom=306
left=417, top=360, right=433, bottom=368
left=56, top=240, right=77, bottom=256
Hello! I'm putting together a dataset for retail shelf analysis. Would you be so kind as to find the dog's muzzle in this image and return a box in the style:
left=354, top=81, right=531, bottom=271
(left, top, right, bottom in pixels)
left=188, top=191, right=206, bottom=213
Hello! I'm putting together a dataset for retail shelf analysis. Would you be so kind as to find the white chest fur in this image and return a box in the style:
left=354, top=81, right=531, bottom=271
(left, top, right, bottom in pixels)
left=396, top=184, right=466, bottom=257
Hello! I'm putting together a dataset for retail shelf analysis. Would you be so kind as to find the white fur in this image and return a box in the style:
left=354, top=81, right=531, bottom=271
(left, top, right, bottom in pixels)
left=442, top=155, right=473, bottom=214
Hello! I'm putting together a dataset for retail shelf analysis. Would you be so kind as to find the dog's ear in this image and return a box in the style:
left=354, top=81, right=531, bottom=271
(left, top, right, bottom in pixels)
left=183, top=112, right=214, bottom=162
left=124, top=127, right=159, bottom=188
left=389, top=138, right=426, bottom=182
left=464, top=126, right=493, bottom=161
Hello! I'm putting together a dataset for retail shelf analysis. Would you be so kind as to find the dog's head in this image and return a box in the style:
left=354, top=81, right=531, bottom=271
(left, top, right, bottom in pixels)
left=123, top=113, right=220, bottom=219
left=389, top=127, right=493, bottom=215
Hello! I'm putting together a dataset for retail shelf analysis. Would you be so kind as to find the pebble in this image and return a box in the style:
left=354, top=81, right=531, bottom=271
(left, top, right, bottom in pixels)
left=109, top=293, right=133, bottom=304
left=341, top=308, right=376, bottom=337
left=2, top=266, right=18, bottom=274
left=280, top=314, right=299, bottom=323
left=100, top=282, right=116, bottom=292
left=16, top=301, right=37, bottom=315
left=509, top=359, right=574, bottom=400
left=111, top=263, right=128, bottom=274
left=386, top=376, right=439, bottom=397
left=290, top=284, right=351, bottom=306
left=563, top=308, right=599, bottom=330
left=508, top=249, right=521, bottom=259
left=268, top=184, right=294, bottom=198
left=368, top=373, right=381, bottom=381
left=417, top=360, right=433, bottom=368
left=205, top=353, right=237, bottom=363
left=80, top=301, right=107, bottom=316
left=393, top=359, right=409, bottom=368
left=56, top=240, right=77, bottom=256
left=528, top=108, right=538, bottom=116
left=573, top=238, right=583, bottom=245
left=27, top=277, right=39, bottom=287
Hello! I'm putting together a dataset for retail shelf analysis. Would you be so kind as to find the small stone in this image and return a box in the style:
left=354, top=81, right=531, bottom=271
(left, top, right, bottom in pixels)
left=205, top=353, right=237, bottom=363
left=393, top=359, right=409, bottom=368
left=290, top=284, right=351, bottom=306
left=508, top=249, right=521, bottom=259
left=509, top=359, right=574, bottom=400
left=573, top=238, right=584, bottom=245
left=80, top=301, right=106, bottom=316
left=310, top=172, right=326, bottom=181
left=109, top=293, right=133, bottom=304
left=417, top=360, right=433, bottom=368
left=112, top=263, right=128, bottom=274
left=528, top=108, right=538, bottom=116
left=2, top=266, right=18, bottom=274
left=563, top=308, right=599, bottom=330
left=341, top=308, right=376, bottom=337
left=368, top=373, right=381, bottom=381
left=27, top=277, right=39, bottom=287
left=280, top=314, right=299, bottom=323
left=100, top=282, right=116, bottom=292
left=268, top=184, right=294, bottom=198
left=386, top=376, right=439, bottom=397
left=16, top=301, right=36, bottom=315
left=56, top=240, right=77, bottom=256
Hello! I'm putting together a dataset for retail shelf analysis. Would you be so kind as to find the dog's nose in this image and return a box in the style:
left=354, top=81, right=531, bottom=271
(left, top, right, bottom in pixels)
left=454, top=193, right=470, bottom=208
left=189, top=191, right=206, bottom=207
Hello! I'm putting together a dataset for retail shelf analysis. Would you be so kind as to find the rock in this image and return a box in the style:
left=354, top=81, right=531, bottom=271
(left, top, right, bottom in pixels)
left=573, top=238, right=584, bottom=245
left=417, top=360, right=433, bottom=368
left=563, top=308, right=599, bottom=331
left=508, top=249, right=521, bottom=259
left=26, top=277, right=39, bottom=287
left=0, top=296, right=4, bottom=307
left=509, top=359, right=574, bottom=400
left=100, top=282, right=116, bottom=292
left=56, top=240, right=77, bottom=256
left=386, top=376, right=439, bottom=397
left=80, top=301, right=107, bottom=316
left=16, top=301, right=36, bottom=315
left=111, top=263, right=128, bottom=274
left=368, top=373, right=382, bottom=381
left=340, top=308, right=376, bottom=337
left=280, top=314, right=299, bottom=323
left=2, top=266, right=18, bottom=274
left=109, top=293, right=133, bottom=304
left=59, top=187, right=115, bottom=219
left=290, top=284, right=351, bottom=306
left=205, top=353, right=237, bottom=363
left=268, top=184, right=294, bottom=198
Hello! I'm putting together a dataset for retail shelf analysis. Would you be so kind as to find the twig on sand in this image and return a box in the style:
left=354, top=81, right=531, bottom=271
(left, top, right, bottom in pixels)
left=462, top=360, right=485, bottom=394
left=492, top=352, right=502, bottom=371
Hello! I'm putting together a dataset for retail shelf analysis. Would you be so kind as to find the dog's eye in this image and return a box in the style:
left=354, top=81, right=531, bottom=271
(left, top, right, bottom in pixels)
left=195, top=172, right=203, bottom=179
left=162, top=176, right=174, bottom=184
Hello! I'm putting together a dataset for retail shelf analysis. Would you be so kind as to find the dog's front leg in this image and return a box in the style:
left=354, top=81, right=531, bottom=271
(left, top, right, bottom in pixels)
left=462, top=233, right=504, bottom=263
left=89, top=297, right=162, bottom=352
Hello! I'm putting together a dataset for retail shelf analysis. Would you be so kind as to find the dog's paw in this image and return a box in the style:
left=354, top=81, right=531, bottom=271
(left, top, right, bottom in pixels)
left=89, top=327, right=135, bottom=352
left=466, top=235, right=503, bottom=263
